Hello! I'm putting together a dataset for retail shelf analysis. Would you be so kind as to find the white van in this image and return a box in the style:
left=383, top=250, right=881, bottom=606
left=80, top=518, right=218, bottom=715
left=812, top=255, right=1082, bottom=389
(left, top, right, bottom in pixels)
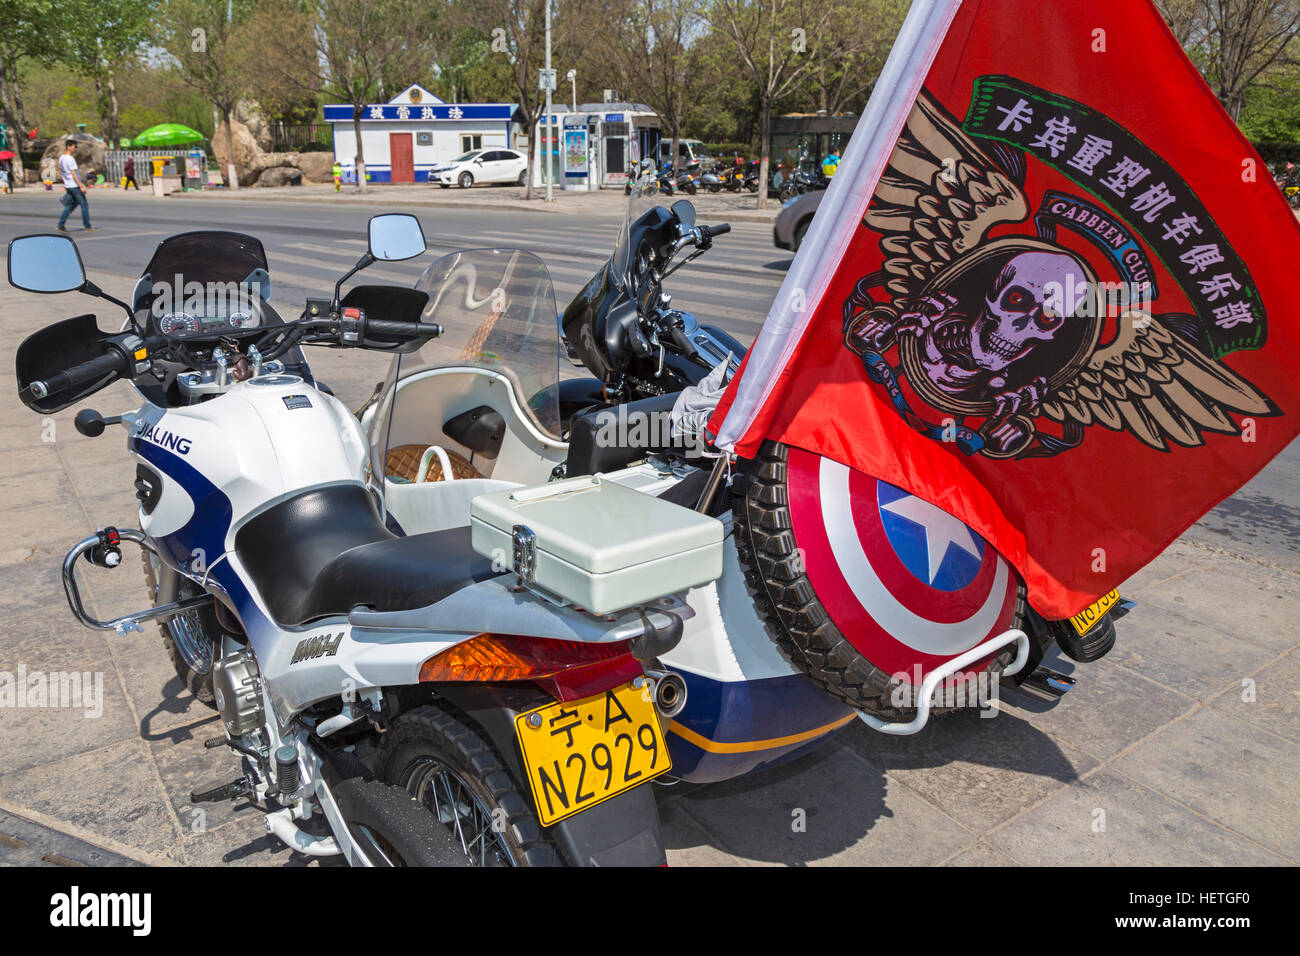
left=658, top=138, right=714, bottom=170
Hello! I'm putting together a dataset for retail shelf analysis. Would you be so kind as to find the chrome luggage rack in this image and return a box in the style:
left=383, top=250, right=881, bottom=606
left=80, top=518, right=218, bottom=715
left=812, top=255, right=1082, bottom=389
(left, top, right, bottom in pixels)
left=63, top=528, right=212, bottom=636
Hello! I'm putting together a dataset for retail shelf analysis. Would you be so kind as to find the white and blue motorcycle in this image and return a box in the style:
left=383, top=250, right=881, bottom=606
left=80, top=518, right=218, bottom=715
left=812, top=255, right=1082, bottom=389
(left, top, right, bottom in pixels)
left=9, top=216, right=703, bottom=866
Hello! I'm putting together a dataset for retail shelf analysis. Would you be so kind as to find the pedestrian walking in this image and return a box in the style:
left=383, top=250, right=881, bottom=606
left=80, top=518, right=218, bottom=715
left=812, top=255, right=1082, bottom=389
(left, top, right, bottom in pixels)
left=332, top=160, right=342, bottom=192
left=56, top=140, right=95, bottom=232
left=123, top=156, right=138, bottom=190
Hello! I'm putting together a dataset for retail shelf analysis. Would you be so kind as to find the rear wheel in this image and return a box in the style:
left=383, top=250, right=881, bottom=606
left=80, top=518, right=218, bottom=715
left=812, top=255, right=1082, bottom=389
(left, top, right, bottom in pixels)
left=517, top=169, right=527, bottom=186
left=141, top=550, right=219, bottom=707
left=731, top=441, right=1018, bottom=719
left=378, top=703, right=560, bottom=867
left=332, top=777, right=467, bottom=867
left=458, top=172, right=473, bottom=188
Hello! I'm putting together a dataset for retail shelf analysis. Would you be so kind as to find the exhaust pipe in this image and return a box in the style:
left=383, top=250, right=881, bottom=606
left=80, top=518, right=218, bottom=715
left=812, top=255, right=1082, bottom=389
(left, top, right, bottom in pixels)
left=646, top=669, right=687, bottom=719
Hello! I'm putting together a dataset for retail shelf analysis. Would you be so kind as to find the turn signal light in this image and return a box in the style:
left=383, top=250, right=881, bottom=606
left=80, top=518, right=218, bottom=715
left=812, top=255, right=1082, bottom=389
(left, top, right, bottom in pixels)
left=419, top=633, right=643, bottom=702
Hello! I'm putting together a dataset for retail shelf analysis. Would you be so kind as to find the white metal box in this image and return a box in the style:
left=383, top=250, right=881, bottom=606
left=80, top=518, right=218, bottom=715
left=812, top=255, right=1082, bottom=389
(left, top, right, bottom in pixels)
left=470, top=475, right=723, bottom=615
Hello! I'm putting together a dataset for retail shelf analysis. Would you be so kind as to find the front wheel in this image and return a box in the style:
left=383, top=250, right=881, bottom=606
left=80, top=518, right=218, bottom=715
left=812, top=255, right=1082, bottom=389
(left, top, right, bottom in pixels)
left=458, top=172, right=473, bottom=188
left=778, top=183, right=799, bottom=203
left=517, top=169, right=528, bottom=186
left=142, top=550, right=219, bottom=707
left=378, top=703, right=560, bottom=867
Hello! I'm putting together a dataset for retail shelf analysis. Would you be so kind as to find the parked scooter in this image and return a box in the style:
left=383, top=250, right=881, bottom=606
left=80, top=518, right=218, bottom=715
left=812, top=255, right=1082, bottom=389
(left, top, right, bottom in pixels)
left=9, top=215, right=691, bottom=866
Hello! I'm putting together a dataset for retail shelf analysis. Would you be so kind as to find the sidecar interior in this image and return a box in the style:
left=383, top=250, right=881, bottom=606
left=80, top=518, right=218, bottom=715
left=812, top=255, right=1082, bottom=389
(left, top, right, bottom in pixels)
left=236, top=484, right=505, bottom=627
left=377, top=368, right=566, bottom=534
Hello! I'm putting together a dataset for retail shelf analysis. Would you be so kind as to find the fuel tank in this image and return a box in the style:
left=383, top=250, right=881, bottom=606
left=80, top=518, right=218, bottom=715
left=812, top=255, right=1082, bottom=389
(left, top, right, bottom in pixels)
left=129, top=374, right=370, bottom=574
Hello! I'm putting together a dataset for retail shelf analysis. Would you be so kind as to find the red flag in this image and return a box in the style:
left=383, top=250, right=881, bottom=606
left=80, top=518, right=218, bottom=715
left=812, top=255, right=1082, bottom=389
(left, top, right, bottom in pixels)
left=711, top=0, right=1300, bottom=619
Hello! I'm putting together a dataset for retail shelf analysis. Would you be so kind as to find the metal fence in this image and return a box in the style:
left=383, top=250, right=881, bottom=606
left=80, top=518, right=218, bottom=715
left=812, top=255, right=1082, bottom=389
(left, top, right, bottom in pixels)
left=271, top=123, right=333, bottom=154
left=103, top=150, right=157, bottom=186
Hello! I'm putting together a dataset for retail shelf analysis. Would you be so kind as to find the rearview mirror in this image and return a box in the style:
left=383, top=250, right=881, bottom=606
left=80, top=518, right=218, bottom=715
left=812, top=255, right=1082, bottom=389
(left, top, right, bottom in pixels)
left=367, top=214, right=426, bottom=262
left=671, top=199, right=696, bottom=227
left=8, top=234, right=87, bottom=294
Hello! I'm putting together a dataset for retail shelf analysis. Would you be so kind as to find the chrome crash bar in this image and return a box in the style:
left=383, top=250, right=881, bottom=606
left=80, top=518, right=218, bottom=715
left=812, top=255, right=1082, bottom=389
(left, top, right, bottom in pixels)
left=857, top=628, right=1030, bottom=736
left=63, top=528, right=212, bottom=636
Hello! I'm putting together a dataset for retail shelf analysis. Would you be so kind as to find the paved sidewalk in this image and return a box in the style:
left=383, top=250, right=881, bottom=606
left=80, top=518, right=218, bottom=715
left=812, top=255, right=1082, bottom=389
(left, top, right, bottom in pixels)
left=0, top=287, right=1294, bottom=867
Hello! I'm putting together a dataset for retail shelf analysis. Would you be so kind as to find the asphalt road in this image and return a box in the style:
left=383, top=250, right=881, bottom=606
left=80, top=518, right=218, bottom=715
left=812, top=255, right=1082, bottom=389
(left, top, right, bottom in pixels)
left=0, top=189, right=786, bottom=393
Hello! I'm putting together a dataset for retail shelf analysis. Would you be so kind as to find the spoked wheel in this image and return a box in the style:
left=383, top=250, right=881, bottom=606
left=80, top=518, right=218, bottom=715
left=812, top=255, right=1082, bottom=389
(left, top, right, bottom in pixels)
left=378, top=703, right=560, bottom=867
left=141, top=550, right=219, bottom=707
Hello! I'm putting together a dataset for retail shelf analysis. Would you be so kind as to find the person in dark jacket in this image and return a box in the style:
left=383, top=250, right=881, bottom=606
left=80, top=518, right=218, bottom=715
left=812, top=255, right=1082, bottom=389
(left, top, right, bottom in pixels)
left=123, top=156, right=139, bottom=190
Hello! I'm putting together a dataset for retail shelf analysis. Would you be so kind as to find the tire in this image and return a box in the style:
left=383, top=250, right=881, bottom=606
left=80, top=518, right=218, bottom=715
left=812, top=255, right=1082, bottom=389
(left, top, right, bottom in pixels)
left=792, top=217, right=811, bottom=251
left=731, top=441, right=1018, bottom=719
left=746, top=180, right=758, bottom=193
left=707, top=182, right=720, bottom=193
left=778, top=183, right=798, bottom=203
left=458, top=172, right=473, bottom=188
left=438, top=184, right=450, bottom=189
left=331, top=777, right=468, bottom=867
left=141, top=549, right=219, bottom=707
left=378, top=703, right=560, bottom=867
left=517, top=169, right=527, bottom=186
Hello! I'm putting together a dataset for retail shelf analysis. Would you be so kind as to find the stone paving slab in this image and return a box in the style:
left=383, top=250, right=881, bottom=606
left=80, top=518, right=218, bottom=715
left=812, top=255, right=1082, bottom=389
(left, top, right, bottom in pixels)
left=0, top=267, right=1295, bottom=867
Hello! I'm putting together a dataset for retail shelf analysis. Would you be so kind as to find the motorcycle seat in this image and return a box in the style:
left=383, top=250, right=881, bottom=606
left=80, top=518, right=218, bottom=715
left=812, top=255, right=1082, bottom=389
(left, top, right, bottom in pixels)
left=236, top=484, right=503, bottom=627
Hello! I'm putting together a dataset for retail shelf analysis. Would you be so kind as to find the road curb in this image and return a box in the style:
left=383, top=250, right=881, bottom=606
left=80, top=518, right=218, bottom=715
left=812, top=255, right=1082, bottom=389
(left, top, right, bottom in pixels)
left=0, top=797, right=179, bottom=867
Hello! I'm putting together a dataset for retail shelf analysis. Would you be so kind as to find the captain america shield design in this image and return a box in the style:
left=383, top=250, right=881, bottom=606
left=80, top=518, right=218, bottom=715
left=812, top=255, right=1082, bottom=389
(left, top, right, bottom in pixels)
left=785, top=447, right=1019, bottom=680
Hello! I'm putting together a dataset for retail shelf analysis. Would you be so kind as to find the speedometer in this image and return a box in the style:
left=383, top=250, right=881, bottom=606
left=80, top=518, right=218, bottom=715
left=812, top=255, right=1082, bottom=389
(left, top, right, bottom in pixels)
left=227, top=310, right=257, bottom=329
left=159, top=312, right=199, bottom=336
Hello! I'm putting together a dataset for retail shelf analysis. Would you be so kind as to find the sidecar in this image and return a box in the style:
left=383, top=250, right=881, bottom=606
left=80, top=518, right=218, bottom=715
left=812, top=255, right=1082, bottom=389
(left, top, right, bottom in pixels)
left=364, top=248, right=1058, bottom=786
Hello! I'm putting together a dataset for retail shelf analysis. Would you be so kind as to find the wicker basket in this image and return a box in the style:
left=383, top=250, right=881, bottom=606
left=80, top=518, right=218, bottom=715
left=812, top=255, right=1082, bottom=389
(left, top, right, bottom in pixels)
left=385, top=444, right=482, bottom=483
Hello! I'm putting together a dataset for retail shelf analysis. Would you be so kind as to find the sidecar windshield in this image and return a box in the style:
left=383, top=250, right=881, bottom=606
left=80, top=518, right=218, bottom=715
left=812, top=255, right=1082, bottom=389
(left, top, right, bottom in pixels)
left=392, top=248, right=563, bottom=441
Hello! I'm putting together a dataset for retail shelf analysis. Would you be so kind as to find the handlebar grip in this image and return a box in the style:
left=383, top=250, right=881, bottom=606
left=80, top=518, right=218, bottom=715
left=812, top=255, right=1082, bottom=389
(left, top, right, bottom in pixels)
left=29, top=350, right=126, bottom=400
left=702, top=223, right=731, bottom=238
left=668, top=325, right=698, bottom=359
left=366, top=318, right=442, bottom=338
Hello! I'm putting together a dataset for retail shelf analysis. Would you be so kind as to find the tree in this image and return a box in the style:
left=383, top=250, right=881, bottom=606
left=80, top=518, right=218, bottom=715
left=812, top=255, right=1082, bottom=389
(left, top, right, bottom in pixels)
left=0, top=0, right=59, bottom=182
left=61, top=0, right=155, bottom=147
left=805, top=0, right=904, bottom=115
left=707, top=0, right=836, bottom=208
left=154, top=0, right=258, bottom=188
left=597, top=0, right=704, bottom=177
left=1156, top=0, right=1300, bottom=120
left=239, top=0, right=440, bottom=193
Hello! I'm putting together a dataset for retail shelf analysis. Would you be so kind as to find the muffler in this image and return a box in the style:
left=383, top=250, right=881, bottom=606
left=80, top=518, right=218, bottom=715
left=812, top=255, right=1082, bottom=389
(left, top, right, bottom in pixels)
left=646, top=669, right=688, bottom=719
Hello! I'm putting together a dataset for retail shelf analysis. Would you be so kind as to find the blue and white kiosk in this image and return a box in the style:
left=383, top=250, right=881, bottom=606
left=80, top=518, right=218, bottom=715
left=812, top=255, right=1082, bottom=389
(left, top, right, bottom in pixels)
left=325, top=85, right=516, bottom=184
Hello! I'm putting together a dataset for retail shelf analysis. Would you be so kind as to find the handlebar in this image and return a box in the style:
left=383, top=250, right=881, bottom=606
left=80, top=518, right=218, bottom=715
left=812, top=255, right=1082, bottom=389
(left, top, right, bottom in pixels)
left=700, top=223, right=731, bottom=238
left=365, top=318, right=443, bottom=338
left=28, top=349, right=126, bottom=400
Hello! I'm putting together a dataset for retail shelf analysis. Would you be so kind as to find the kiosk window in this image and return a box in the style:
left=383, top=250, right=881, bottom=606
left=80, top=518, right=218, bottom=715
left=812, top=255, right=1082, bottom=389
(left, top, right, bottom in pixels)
left=461, top=134, right=482, bottom=152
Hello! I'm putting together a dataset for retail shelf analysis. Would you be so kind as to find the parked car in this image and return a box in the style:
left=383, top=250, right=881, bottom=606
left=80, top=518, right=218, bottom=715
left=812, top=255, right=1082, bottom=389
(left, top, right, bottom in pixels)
left=773, top=189, right=824, bottom=252
left=431, top=148, right=528, bottom=188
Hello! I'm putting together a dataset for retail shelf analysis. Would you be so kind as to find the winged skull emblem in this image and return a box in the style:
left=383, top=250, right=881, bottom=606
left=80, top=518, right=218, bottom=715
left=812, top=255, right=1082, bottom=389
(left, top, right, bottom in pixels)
left=843, top=92, right=1273, bottom=459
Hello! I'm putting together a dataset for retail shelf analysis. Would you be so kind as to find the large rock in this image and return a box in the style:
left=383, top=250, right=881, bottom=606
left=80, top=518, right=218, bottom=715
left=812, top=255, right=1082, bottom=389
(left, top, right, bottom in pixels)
left=212, top=119, right=262, bottom=179
left=296, top=151, right=335, bottom=183
left=256, top=167, right=302, bottom=187
left=39, top=133, right=106, bottom=184
left=235, top=101, right=274, bottom=152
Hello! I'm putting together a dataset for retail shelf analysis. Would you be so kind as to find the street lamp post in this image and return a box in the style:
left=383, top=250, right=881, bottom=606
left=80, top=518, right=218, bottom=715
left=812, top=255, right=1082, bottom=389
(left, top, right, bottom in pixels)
left=566, top=69, right=576, bottom=113
left=544, top=1, right=553, bottom=203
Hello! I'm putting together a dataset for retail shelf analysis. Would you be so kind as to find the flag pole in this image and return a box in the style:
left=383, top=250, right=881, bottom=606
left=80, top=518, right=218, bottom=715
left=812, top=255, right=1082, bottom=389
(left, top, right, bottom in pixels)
left=713, top=0, right=964, bottom=452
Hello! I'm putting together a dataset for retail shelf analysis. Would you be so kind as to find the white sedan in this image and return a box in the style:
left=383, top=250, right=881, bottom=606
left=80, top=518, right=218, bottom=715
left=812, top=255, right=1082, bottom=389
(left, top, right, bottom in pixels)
left=431, top=149, right=529, bottom=188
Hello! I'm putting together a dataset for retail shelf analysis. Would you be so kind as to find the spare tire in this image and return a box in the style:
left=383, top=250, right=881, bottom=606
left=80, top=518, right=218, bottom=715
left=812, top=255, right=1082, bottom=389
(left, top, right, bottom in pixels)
left=732, top=441, right=1024, bottom=718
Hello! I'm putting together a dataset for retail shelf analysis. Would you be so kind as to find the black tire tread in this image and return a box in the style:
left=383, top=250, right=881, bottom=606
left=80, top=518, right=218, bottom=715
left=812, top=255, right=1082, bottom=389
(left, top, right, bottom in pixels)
left=378, top=703, right=560, bottom=867
left=731, top=440, right=1017, bottom=719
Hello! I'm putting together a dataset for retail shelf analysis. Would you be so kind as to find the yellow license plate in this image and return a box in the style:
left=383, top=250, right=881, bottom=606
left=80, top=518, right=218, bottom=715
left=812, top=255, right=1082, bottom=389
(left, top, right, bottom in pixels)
left=515, top=682, right=670, bottom=827
left=1070, top=589, right=1120, bottom=635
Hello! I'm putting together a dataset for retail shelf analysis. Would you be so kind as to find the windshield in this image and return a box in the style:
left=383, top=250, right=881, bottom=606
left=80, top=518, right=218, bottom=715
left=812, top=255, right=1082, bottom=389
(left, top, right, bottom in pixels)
left=376, top=249, right=563, bottom=450
left=135, top=231, right=270, bottom=315
left=453, top=150, right=482, bottom=163
left=612, top=166, right=671, bottom=292
left=140, top=231, right=269, bottom=289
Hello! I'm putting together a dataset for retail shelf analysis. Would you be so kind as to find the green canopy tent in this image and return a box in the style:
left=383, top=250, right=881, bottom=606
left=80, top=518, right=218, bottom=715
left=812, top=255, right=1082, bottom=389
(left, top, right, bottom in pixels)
left=132, top=124, right=204, bottom=148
